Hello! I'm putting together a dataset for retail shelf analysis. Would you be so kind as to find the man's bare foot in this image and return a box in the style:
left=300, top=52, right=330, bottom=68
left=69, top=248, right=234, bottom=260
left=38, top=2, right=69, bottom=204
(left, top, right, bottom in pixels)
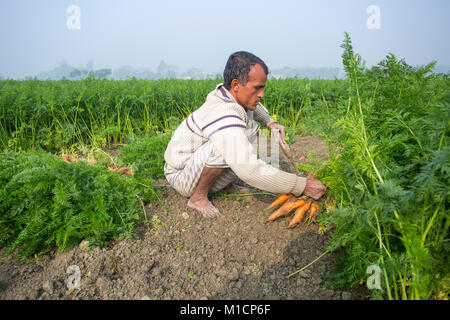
left=225, top=184, right=255, bottom=195
left=187, top=197, right=220, bottom=218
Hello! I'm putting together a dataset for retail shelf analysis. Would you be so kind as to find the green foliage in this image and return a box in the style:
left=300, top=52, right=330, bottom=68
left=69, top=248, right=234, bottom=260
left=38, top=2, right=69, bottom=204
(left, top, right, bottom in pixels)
left=0, top=149, right=158, bottom=259
left=341, top=31, right=366, bottom=86
left=0, top=79, right=215, bottom=152
left=119, top=130, right=173, bottom=180
left=315, top=33, right=449, bottom=299
left=0, top=39, right=448, bottom=299
left=0, top=76, right=352, bottom=152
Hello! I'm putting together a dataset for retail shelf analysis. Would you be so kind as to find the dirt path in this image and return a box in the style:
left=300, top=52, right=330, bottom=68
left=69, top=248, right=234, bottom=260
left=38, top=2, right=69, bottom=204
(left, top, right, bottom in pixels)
left=0, top=135, right=368, bottom=300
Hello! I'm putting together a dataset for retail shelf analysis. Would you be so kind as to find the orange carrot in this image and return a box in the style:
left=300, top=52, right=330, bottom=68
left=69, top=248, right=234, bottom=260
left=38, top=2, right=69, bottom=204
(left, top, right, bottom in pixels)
left=123, top=169, right=133, bottom=176
left=118, top=166, right=133, bottom=175
left=88, top=158, right=97, bottom=166
left=69, top=156, right=78, bottom=162
left=288, top=202, right=311, bottom=228
left=267, top=194, right=290, bottom=209
left=267, top=195, right=297, bottom=221
left=307, top=203, right=320, bottom=221
left=62, top=154, right=70, bottom=162
left=292, top=199, right=306, bottom=210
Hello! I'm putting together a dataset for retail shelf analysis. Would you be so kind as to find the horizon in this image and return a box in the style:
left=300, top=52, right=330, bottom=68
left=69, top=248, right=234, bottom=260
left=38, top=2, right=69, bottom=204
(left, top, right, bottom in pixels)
left=1, top=0, right=449, bottom=79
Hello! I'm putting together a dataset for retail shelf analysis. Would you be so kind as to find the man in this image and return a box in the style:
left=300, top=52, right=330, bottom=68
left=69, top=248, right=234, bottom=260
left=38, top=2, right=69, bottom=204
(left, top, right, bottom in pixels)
left=164, top=51, right=326, bottom=217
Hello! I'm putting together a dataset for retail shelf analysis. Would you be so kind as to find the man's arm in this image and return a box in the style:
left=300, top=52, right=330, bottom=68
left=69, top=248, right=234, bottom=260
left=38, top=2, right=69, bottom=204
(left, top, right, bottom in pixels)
left=209, top=127, right=307, bottom=196
left=253, top=103, right=275, bottom=127
left=252, top=104, right=326, bottom=199
left=253, top=103, right=286, bottom=143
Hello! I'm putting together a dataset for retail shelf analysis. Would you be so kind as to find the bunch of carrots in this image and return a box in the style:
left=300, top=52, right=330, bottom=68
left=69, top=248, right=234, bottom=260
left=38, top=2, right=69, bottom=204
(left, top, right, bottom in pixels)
left=266, top=194, right=320, bottom=228
left=61, top=153, right=134, bottom=176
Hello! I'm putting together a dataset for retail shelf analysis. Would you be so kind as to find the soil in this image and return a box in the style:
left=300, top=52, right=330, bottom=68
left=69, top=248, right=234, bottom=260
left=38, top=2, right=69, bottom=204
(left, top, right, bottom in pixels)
left=0, top=135, right=370, bottom=300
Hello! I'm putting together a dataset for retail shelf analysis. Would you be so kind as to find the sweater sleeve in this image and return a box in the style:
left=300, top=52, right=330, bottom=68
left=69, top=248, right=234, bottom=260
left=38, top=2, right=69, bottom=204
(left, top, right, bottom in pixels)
left=253, top=103, right=275, bottom=127
left=209, top=127, right=307, bottom=196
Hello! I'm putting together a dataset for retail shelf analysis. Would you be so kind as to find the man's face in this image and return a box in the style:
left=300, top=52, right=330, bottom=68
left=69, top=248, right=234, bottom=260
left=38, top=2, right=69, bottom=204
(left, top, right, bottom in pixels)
left=230, top=63, right=267, bottom=111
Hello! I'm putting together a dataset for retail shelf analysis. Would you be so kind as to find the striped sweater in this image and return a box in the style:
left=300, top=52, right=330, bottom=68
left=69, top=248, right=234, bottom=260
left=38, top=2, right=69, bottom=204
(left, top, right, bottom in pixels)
left=164, top=83, right=307, bottom=196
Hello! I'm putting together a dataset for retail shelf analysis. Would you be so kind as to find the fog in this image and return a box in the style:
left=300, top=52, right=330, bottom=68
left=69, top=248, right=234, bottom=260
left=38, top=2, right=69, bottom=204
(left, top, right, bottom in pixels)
left=0, top=0, right=449, bottom=79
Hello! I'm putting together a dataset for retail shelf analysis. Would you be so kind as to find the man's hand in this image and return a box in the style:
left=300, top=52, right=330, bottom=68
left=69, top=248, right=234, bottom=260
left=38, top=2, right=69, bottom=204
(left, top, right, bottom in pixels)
left=268, top=122, right=286, bottom=143
left=303, top=175, right=327, bottom=200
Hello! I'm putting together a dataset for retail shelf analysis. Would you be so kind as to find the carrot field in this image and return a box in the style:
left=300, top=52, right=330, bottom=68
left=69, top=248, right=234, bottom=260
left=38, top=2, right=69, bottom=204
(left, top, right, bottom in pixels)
left=0, top=34, right=448, bottom=300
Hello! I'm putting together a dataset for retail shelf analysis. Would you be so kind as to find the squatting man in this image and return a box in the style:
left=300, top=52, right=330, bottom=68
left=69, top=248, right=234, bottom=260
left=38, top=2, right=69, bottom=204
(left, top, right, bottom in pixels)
left=164, top=51, right=326, bottom=217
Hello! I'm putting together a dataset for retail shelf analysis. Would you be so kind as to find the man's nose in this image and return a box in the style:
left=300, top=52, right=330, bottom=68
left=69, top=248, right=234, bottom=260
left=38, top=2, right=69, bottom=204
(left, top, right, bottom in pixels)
left=258, top=89, right=264, bottom=99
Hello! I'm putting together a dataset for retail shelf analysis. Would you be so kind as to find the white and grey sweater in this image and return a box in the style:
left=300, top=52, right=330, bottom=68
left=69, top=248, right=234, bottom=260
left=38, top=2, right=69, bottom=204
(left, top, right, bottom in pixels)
left=164, top=83, right=307, bottom=196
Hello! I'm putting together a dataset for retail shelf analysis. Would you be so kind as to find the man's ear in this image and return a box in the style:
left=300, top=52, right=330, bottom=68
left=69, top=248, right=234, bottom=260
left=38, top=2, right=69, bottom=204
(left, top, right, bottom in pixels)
left=230, top=79, right=240, bottom=92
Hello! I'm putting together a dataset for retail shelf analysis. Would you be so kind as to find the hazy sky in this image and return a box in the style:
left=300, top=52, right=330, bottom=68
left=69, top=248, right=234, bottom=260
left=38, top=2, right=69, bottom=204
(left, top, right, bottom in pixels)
left=0, top=0, right=449, bottom=78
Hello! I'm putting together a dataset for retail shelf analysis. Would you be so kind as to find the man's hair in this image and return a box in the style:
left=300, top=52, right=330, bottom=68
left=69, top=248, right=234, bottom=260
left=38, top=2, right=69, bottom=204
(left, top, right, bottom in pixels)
left=223, top=51, right=269, bottom=90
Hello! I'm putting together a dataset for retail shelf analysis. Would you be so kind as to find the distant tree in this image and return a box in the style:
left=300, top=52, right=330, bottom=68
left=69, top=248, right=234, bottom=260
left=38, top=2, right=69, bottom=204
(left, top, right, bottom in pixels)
left=186, top=68, right=203, bottom=79
left=113, top=65, right=136, bottom=79
left=157, top=60, right=169, bottom=75
left=157, top=60, right=179, bottom=78
left=166, top=70, right=176, bottom=79
left=136, top=69, right=158, bottom=79
left=94, top=68, right=112, bottom=79
left=69, top=69, right=82, bottom=78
